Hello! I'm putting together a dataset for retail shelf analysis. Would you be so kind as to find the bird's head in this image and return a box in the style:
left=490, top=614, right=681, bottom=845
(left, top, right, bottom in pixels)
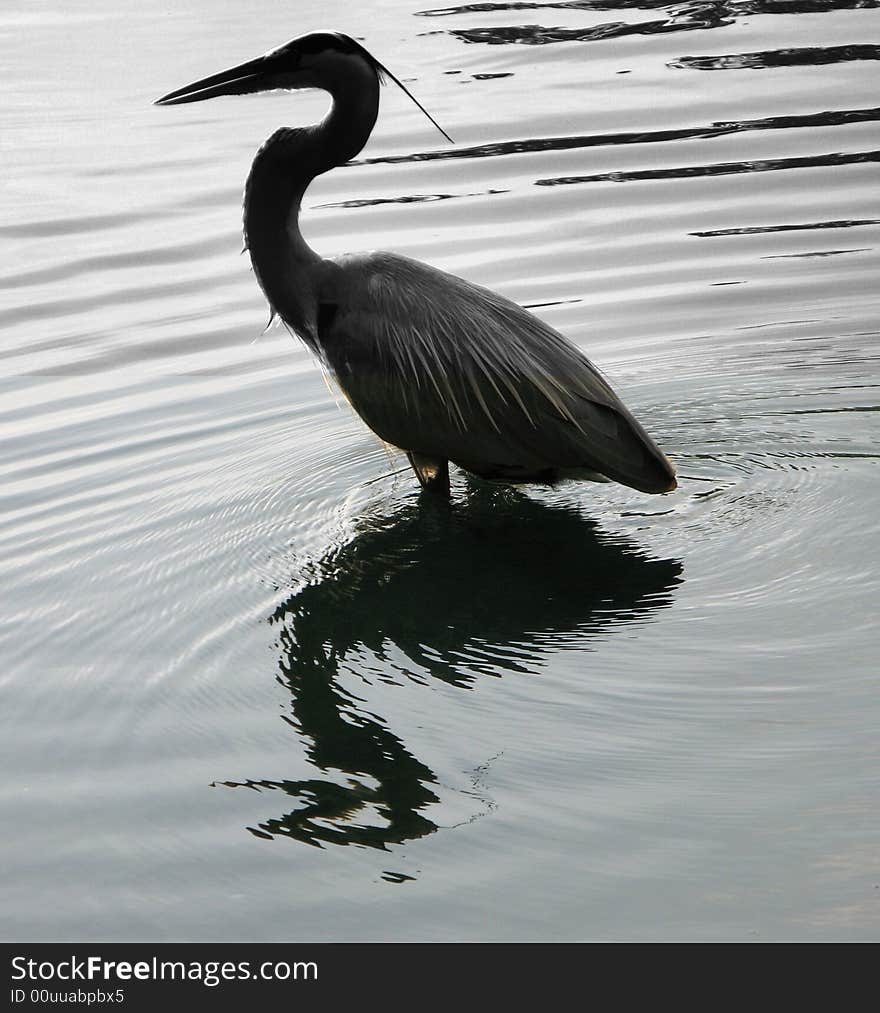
left=155, top=30, right=451, bottom=141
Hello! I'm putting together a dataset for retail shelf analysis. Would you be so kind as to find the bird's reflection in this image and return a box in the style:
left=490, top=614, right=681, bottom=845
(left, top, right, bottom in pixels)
left=219, top=485, right=683, bottom=849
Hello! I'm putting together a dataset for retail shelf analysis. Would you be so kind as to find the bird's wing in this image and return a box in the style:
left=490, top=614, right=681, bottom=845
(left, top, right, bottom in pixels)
left=316, top=252, right=675, bottom=492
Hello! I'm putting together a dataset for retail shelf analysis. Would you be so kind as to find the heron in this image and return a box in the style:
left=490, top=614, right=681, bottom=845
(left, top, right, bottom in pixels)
left=156, top=31, right=677, bottom=498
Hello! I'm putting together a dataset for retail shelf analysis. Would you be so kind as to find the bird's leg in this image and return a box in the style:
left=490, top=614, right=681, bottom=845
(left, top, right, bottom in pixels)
left=406, top=452, right=450, bottom=498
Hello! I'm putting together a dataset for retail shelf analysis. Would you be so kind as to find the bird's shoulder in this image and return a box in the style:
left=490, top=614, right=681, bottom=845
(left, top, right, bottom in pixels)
left=321, top=250, right=492, bottom=313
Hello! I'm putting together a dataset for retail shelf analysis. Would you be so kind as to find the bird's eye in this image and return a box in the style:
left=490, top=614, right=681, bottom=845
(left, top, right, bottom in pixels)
left=271, top=42, right=300, bottom=67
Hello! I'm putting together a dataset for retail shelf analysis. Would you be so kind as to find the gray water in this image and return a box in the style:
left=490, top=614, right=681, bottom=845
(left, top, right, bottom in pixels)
left=2, top=0, right=878, bottom=941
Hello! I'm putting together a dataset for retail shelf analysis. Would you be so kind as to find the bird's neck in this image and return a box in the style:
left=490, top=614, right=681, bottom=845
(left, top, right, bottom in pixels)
left=243, top=77, right=379, bottom=341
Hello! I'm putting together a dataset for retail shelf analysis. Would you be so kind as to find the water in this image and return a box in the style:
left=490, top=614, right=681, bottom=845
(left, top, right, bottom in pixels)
left=2, top=0, right=878, bottom=941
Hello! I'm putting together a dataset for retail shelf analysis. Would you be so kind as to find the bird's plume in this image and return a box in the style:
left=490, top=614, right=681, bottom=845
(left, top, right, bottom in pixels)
left=333, top=34, right=453, bottom=144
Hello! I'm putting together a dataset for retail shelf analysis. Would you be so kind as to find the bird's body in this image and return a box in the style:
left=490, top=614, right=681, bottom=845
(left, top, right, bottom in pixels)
left=158, top=31, right=676, bottom=496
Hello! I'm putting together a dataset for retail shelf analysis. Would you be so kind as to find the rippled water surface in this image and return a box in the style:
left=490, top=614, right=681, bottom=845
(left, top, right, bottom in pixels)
left=2, top=0, right=879, bottom=940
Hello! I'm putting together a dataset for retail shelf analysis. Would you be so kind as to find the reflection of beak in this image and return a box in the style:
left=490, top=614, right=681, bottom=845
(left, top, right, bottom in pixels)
left=155, top=54, right=277, bottom=105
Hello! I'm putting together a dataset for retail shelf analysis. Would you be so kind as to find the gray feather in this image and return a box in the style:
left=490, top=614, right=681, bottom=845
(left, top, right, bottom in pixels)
left=316, top=252, right=676, bottom=493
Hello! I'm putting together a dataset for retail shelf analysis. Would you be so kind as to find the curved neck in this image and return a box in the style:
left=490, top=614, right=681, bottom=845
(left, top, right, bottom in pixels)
left=243, top=71, right=379, bottom=340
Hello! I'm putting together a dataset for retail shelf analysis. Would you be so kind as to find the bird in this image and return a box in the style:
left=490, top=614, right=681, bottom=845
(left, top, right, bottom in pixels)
left=156, top=31, right=676, bottom=498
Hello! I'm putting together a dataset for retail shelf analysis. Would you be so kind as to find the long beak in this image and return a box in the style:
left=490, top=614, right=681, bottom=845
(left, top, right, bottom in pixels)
left=155, top=55, right=273, bottom=106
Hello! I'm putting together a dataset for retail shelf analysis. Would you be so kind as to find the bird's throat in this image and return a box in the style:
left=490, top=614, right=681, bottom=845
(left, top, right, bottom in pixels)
left=243, top=129, right=322, bottom=338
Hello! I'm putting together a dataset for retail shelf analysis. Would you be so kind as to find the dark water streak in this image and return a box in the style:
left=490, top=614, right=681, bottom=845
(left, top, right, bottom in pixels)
left=691, top=218, right=880, bottom=236
left=422, top=0, right=880, bottom=47
left=535, top=149, right=880, bottom=185
left=418, top=0, right=879, bottom=14
left=671, top=44, right=880, bottom=69
left=446, top=14, right=729, bottom=46
left=353, top=107, right=880, bottom=167
left=761, top=247, right=870, bottom=257
left=313, top=189, right=507, bottom=209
